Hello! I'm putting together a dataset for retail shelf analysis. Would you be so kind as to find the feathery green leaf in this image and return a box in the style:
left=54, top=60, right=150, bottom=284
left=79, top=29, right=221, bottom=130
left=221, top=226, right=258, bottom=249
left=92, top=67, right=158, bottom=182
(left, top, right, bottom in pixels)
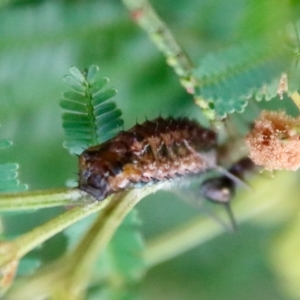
left=60, top=65, right=124, bottom=155
left=194, top=37, right=293, bottom=117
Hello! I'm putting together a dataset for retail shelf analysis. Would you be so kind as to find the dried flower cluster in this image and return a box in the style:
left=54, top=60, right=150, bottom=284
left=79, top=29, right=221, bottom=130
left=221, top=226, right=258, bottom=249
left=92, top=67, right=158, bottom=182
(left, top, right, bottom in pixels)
left=245, top=110, right=300, bottom=171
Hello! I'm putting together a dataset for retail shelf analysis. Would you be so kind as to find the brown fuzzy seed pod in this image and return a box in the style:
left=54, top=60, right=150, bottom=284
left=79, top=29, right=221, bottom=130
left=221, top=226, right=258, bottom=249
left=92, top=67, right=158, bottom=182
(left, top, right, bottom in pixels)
left=245, top=111, right=300, bottom=171
left=78, top=117, right=217, bottom=200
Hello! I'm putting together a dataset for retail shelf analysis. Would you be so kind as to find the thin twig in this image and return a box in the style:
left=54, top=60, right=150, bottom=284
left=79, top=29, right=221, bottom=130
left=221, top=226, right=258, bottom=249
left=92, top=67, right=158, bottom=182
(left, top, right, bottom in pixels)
left=4, top=172, right=298, bottom=299
left=122, top=0, right=216, bottom=120
left=122, top=0, right=193, bottom=80
left=4, top=185, right=160, bottom=300
left=0, top=194, right=110, bottom=269
left=0, top=188, right=89, bottom=211
left=59, top=186, right=157, bottom=299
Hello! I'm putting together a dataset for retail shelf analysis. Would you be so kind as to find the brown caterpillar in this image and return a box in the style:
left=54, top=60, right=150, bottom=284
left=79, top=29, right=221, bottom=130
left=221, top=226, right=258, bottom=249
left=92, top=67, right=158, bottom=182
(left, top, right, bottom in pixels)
left=78, top=117, right=217, bottom=200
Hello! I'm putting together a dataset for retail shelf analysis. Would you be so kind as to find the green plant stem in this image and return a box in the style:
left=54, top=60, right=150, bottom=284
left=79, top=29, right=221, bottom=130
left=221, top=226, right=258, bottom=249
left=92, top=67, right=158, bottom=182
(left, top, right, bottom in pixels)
left=0, top=195, right=110, bottom=269
left=4, top=172, right=298, bottom=299
left=0, top=188, right=89, bottom=211
left=84, top=77, right=98, bottom=146
left=5, top=185, right=160, bottom=300
left=122, top=0, right=216, bottom=120
left=144, top=171, right=298, bottom=267
left=122, top=0, right=193, bottom=79
left=60, top=186, right=158, bottom=299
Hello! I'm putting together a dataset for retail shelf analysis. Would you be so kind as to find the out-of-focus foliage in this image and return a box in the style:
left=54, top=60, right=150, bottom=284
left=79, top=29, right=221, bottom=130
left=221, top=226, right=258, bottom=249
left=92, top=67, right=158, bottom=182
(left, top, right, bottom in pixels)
left=193, top=4, right=300, bottom=117
left=1, top=0, right=300, bottom=299
left=270, top=217, right=300, bottom=300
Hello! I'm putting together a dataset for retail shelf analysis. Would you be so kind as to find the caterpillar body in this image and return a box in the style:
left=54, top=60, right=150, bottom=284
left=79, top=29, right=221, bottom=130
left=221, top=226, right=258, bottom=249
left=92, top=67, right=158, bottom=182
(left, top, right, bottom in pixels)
left=78, top=117, right=217, bottom=200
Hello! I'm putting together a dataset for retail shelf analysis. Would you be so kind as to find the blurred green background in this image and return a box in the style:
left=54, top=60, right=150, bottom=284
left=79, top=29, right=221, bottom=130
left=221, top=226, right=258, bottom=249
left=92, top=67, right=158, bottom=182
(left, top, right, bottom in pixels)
left=1, top=0, right=300, bottom=299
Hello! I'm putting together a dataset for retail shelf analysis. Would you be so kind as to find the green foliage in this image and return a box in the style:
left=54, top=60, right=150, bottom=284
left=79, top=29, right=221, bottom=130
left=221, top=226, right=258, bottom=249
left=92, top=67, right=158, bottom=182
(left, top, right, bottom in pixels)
left=194, top=37, right=293, bottom=117
left=60, top=65, right=124, bottom=155
left=105, top=210, right=145, bottom=283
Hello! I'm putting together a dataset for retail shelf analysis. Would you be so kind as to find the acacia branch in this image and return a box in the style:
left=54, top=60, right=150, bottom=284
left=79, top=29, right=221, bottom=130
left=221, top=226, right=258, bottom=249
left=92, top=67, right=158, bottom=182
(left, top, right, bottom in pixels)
left=0, top=194, right=109, bottom=269
left=3, top=185, right=160, bottom=300
left=122, top=0, right=216, bottom=120
left=0, top=188, right=89, bottom=211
